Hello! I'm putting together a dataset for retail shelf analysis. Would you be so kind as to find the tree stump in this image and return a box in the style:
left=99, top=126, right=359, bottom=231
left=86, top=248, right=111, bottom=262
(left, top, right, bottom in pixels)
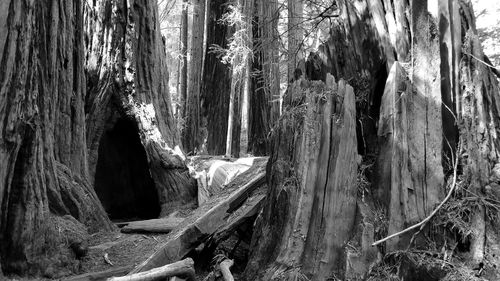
left=245, top=76, right=358, bottom=280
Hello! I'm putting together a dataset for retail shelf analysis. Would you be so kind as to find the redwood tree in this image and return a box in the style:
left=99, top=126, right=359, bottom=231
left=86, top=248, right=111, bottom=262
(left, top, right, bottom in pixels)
left=246, top=0, right=500, bottom=280
left=0, top=0, right=112, bottom=274
left=0, top=0, right=194, bottom=275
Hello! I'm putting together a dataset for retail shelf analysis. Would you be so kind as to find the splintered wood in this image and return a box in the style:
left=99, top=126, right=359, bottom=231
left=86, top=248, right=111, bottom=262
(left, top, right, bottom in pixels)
left=245, top=76, right=359, bottom=280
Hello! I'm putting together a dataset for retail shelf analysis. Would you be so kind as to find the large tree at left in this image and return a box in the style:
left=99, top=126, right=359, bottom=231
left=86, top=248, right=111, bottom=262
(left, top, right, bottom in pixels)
left=0, top=0, right=112, bottom=274
left=0, top=0, right=193, bottom=275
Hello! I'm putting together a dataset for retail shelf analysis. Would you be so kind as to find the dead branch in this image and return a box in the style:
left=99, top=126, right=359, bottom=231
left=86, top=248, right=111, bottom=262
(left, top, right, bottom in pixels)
left=219, top=259, right=234, bottom=281
left=107, top=258, right=195, bottom=281
left=464, top=52, right=500, bottom=79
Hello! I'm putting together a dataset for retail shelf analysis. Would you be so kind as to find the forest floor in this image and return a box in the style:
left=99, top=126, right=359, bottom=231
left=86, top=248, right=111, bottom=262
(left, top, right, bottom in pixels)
left=4, top=228, right=179, bottom=281
left=80, top=230, right=173, bottom=274
left=9, top=156, right=266, bottom=281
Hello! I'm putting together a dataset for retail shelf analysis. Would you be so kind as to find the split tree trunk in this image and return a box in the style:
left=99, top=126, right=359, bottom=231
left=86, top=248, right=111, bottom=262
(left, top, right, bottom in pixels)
left=377, top=0, right=445, bottom=250
left=458, top=1, right=500, bottom=268
left=245, top=77, right=358, bottom=280
left=247, top=0, right=500, bottom=279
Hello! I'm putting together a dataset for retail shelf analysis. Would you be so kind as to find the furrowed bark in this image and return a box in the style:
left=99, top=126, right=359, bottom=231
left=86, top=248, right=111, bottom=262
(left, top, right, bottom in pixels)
left=0, top=0, right=112, bottom=274
left=246, top=76, right=358, bottom=280
left=84, top=0, right=196, bottom=217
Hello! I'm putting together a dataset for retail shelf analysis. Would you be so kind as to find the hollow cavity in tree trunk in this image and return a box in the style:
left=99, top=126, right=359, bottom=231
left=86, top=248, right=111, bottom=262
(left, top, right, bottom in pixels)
left=94, top=117, right=161, bottom=220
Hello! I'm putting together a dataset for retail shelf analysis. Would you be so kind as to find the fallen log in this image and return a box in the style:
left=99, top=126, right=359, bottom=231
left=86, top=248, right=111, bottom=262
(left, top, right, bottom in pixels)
left=219, top=259, right=234, bottom=281
left=120, top=217, right=184, bottom=234
left=209, top=192, right=265, bottom=245
left=190, top=157, right=261, bottom=205
left=130, top=158, right=267, bottom=273
left=169, top=277, right=186, bottom=281
left=63, top=266, right=134, bottom=281
left=108, top=258, right=195, bottom=281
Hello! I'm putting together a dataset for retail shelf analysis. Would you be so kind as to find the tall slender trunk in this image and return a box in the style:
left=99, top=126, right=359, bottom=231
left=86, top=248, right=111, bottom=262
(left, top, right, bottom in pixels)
left=226, top=76, right=237, bottom=157
left=202, top=0, right=233, bottom=155
left=260, top=0, right=280, bottom=124
left=179, top=0, right=189, bottom=121
left=184, top=0, right=206, bottom=153
left=239, top=0, right=254, bottom=156
left=287, top=0, right=304, bottom=82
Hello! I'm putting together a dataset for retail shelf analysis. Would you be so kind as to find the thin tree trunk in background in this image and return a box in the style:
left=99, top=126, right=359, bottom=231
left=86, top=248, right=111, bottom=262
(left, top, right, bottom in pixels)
left=180, top=0, right=189, bottom=121
left=239, top=0, right=254, bottom=156
left=248, top=0, right=280, bottom=156
left=287, top=0, right=304, bottom=82
left=239, top=61, right=251, bottom=156
left=202, top=0, right=233, bottom=155
left=261, top=0, right=280, bottom=124
left=184, top=0, right=206, bottom=153
left=226, top=75, right=237, bottom=157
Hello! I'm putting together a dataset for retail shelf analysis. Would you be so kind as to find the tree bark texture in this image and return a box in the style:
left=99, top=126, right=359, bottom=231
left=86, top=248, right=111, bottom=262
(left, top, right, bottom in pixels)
left=245, top=77, right=358, bottom=280
left=0, top=0, right=112, bottom=274
left=287, top=0, right=304, bottom=82
left=238, top=0, right=254, bottom=156
left=457, top=1, right=500, bottom=271
left=248, top=0, right=500, bottom=279
left=201, top=0, right=233, bottom=155
left=179, top=0, right=189, bottom=121
left=376, top=0, right=445, bottom=250
left=249, top=0, right=280, bottom=156
left=84, top=0, right=196, bottom=217
left=183, top=0, right=206, bottom=153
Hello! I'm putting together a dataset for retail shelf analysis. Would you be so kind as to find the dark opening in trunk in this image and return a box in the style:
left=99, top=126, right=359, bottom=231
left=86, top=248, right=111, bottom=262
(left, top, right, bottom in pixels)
left=94, top=117, right=160, bottom=220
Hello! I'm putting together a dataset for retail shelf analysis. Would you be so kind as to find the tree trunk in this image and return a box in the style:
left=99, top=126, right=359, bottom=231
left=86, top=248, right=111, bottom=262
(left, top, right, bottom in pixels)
left=376, top=0, right=444, bottom=250
left=287, top=0, right=304, bottom=82
left=226, top=69, right=239, bottom=158
left=245, top=77, right=358, bottom=280
left=247, top=0, right=500, bottom=279
left=179, top=0, right=189, bottom=121
left=201, top=0, right=233, bottom=155
left=249, top=0, right=280, bottom=156
left=84, top=0, right=196, bottom=218
left=458, top=0, right=500, bottom=270
left=0, top=0, right=112, bottom=274
left=239, top=0, right=254, bottom=156
left=184, top=0, right=206, bottom=153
